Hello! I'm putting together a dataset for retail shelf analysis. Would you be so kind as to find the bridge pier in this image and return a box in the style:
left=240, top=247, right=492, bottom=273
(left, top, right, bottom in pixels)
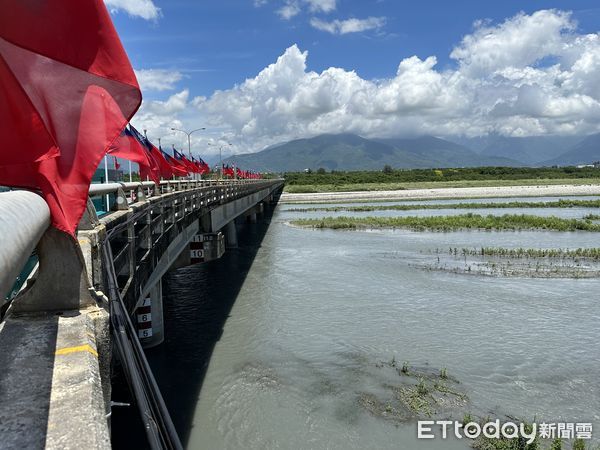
left=225, top=220, right=238, bottom=248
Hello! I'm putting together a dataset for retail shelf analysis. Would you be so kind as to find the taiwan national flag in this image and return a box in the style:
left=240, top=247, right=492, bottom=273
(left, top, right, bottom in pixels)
left=192, top=156, right=210, bottom=175
left=0, top=0, right=142, bottom=235
left=222, top=165, right=234, bottom=177
left=108, top=126, right=161, bottom=184
left=173, top=148, right=198, bottom=173
left=126, top=126, right=173, bottom=180
left=161, top=148, right=188, bottom=177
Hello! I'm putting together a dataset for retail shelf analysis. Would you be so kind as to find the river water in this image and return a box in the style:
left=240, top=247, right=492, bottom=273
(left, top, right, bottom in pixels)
left=143, top=196, right=600, bottom=449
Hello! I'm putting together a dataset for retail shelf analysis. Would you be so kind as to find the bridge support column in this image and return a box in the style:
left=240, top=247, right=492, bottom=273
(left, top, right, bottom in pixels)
left=248, top=208, right=258, bottom=224
left=225, top=220, right=238, bottom=248
left=138, top=279, right=164, bottom=348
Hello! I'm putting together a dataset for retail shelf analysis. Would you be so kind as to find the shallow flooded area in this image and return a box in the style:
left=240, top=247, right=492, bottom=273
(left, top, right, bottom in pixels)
left=147, top=196, right=600, bottom=449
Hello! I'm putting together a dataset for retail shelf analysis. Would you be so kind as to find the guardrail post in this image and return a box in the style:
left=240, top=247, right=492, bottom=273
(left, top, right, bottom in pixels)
left=9, top=227, right=97, bottom=313
left=112, top=186, right=129, bottom=211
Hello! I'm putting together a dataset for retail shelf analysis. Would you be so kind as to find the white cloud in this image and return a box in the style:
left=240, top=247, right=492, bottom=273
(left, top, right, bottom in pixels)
left=136, top=10, right=600, bottom=155
left=134, top=69, right=183, bottom=91
left=305, top=0, right=336, bottom=13
left=258, top=0, right=336, bottom=19
left=310, top=16, right=386, bottom=35
left=277, top=2, right=301, bottom=20
left=450, top=10, right=575, bottom=76
left=104, top=0, right=161, bottom=20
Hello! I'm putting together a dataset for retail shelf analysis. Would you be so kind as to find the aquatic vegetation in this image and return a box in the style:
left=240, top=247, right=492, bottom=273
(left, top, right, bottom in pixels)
left=421, top=246, right=600, bottom=279
left=416, top=377, right=429, bottom=395
left=395, top=385, right=433, bottom=417
left=451, top=247, right=600, bottom=261
left=292, top=214, right=600, bottom=232
left=549, top=439, right=563, bottom=450
left=401, top=361, right=410, bottom=375
left=288, top=199, right=600, bottom=213
left=366, top=359, right=468, bottom=421
left=440, top=367, right=448, bottom=379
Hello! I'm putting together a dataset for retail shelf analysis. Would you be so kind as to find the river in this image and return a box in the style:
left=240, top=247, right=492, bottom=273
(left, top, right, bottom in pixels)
left=119, top=196, right=600, bottom=449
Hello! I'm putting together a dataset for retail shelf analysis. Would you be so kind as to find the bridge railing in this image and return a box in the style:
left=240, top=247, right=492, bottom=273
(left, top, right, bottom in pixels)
left=1, top=178, right=283, bottom=315
left=82, top=178, right=284, bottom=313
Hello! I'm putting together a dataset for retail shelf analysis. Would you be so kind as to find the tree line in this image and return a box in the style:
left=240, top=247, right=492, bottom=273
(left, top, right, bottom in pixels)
left=284, top=166, right=600, bottom=185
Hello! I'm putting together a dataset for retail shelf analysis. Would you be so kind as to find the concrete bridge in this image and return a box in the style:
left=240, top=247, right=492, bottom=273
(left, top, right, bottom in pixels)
left=0, top=178, right=284, bottom=449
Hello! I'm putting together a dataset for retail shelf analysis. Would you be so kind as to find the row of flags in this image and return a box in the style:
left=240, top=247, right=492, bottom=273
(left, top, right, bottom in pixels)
left=0, top=0, right=262, bottom=236
left=108, top=125, right=211, bottom=184
left=108, top=124, right=263, bottom=182
left=221, top=165, right=262, bottom=180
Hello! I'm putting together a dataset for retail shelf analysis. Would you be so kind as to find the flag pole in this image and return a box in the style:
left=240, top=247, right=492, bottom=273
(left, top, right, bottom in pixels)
left=129, top=160, right=132, bottom=182
left=104, top=155, right=110, bottom=211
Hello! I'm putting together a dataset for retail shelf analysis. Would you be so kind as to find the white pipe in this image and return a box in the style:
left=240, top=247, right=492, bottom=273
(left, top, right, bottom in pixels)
left=0, top=191, right=50, bottom=297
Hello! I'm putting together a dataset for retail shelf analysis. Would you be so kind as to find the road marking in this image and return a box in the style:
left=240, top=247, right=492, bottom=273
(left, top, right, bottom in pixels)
left=55, top=344, right=98, bottom=358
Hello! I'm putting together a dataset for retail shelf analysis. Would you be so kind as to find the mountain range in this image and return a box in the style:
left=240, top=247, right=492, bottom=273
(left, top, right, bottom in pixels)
left=223, top=133, right=600, bottom=172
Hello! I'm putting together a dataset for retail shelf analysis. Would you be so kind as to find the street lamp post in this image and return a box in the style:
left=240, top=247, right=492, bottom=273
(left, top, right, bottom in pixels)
left=171, top=127, right=205, bottom=180
left=170, top=127, right=206, bottom=159
left=208, top=142, right=232, bottom=180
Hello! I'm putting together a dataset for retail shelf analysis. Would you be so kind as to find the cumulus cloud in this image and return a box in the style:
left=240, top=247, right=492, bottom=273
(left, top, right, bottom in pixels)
left=139, top=10, right=600, bottom=154
left=310, top=16, right=386, bottom=34
left=104, top=0, right=160, bottom=20
left=134, top=69, right=183, bottom=91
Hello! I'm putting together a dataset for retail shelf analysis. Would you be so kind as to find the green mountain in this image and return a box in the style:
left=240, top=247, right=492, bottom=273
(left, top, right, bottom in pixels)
left=543, top=133, right=600, bottom=166
left=224, top=133, right=521, bottom=172
left=451, top=135, right=580, bottom=165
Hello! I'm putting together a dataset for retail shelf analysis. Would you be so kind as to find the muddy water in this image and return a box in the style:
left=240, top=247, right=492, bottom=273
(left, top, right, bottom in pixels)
left=147, top=197, right=600, bottom=449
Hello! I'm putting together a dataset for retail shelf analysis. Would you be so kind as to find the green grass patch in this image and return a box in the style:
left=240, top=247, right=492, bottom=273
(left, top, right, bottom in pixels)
left=288, top=198, right=600, bottom=212
left=291, top=214, right=600, bottom=232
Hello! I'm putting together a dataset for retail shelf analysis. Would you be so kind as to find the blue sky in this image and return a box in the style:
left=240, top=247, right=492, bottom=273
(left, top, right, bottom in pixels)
left=112, top=1, right=599, bottom=98
left=105, top=0, right=600, bottom=157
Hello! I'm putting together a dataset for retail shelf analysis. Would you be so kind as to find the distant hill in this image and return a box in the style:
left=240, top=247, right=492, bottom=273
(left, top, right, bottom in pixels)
left=224, top=133, right=521, bottom=172
left=543, top=133, right=600, bottom=166
left=449, top=135, right=580, bottom=165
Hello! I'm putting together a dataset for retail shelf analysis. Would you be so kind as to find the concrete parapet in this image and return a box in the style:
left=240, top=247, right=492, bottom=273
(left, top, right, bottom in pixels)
left=0, top=305, right=110, bottom=449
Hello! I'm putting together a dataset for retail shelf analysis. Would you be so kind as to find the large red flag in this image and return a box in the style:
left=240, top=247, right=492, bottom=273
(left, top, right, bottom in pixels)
left=0, top=0, right=141, bottom=235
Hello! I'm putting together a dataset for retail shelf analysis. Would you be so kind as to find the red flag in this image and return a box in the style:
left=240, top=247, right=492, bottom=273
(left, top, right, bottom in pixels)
left=161, top=149, right=188, bottom=177
left=0, top=0, right=141, bottom=235
left=113, top=156, right=121, bottom=170
left=173, top=148, right=197, bottom=173
left=108, top=127, right=161, bottom=184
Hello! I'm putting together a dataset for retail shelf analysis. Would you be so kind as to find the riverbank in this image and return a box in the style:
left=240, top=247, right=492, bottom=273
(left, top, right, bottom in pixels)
left=280, top=183, right=600, bottom=203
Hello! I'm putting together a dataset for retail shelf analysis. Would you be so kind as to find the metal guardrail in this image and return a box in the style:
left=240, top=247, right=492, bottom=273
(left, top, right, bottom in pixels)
left=0, top=191, right=50, bottom=299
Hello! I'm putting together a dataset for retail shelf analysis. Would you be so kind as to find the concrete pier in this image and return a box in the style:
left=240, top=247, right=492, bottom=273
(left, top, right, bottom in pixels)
left=225, top=220, right=238, bottom=248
